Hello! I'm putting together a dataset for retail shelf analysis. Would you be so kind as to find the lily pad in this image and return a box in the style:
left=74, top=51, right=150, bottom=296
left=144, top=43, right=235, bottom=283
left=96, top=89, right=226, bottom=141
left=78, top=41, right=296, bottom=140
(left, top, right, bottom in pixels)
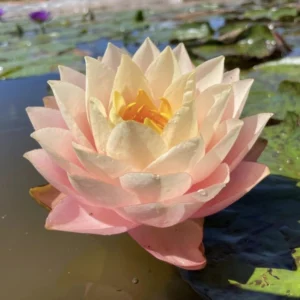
left=242, top=57, right=300, bottom=118
left=259, top=112, right=300, bottom=181
left=243, top=7, right=298, bottom=21
left=181, top=175, right=300, bottom=299
left=171, top=22, right=213, bottom=42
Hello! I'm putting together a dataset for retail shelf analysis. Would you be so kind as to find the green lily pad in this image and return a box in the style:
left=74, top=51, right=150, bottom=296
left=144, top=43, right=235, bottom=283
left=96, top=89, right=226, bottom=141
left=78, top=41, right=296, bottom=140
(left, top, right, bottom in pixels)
left=181, top=175, right=300, bottom=299
left=171, top=22, right=213, bottom=42
left=259, top=112, right=300, bottom=181
left=242, top=57, right=300, bottom=118
left=243, top=7, right=298, bottom=21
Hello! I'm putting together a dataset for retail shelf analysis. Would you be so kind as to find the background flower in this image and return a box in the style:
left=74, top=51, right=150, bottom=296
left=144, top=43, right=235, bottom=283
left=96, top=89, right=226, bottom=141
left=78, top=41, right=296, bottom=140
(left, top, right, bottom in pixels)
left=29, top=10, right=51, bottom=23
left=25, top=38, right=271, bottom=270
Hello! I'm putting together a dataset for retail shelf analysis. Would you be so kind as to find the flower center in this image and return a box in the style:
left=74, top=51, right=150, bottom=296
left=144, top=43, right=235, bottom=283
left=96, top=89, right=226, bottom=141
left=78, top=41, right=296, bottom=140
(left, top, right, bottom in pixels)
left=113, top=89, right=172, bottom=133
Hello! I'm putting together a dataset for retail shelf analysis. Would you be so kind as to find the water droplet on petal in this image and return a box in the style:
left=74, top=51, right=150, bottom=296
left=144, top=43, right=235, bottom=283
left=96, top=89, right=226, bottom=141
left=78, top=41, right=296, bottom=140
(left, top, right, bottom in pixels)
left=199, top=189, right=208, bottom=196
left=152, top=174, right=160, bottom=180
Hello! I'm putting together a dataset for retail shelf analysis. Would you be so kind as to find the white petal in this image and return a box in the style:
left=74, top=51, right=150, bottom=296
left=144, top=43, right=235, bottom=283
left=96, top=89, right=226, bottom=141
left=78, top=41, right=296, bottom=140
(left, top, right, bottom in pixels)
left=69, top=174, right=139, bottom=208
left=101, top=43, right=128, bottom=71
left=117, top=164, right=229, bottom=228
left=162, top=98, right=198, bottom=147
left=190, top=119, right=243, bottom=183
left=111, top=55, right=153, bottom=104
left=85, top=56, right=115, bottom=112
left=88, top=97, right=111, bottom=153
left=145, top=137, right=205, bottom=174
left=196, top=56, right=224, bottom=92
left=133, top=38, right=160, bottom=73
left=196, top=84, right=231, bottom=126
left=106, top=121, right=168, bottom=170
left=163, top=72, right=194, bottom=112
left=145, top=46, right=181, bottom=104
left=58, top=65, right=86, bottom=90
left=73, top=142, right=131, bottom=179
left=222, top=68, right=240, bottom=84
left=173, top=43, right=195, bottom=74
left=199, top=85, right=232, bottom=146
left=120, top=172, right=192, bottom=203
left=48, top=81, right=94, bottom=149
left=222, top=79, right=254, bottom=120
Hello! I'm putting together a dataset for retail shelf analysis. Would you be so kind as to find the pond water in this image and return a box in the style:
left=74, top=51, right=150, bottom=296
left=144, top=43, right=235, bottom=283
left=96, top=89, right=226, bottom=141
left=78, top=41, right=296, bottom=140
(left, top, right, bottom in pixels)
left=1, top=0, right=300, bottom=299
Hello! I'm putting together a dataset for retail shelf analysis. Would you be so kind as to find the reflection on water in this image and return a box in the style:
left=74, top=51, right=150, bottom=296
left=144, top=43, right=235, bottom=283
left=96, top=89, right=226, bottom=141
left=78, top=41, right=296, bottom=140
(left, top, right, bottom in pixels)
left=0, top=75, right=201, bottom=299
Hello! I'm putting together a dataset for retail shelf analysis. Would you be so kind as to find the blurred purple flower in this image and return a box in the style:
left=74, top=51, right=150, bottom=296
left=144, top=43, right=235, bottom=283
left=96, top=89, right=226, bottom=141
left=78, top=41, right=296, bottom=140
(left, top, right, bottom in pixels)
left=29, top=10, right=51, bottom=23
left=0, top=8, right=5, bottom=18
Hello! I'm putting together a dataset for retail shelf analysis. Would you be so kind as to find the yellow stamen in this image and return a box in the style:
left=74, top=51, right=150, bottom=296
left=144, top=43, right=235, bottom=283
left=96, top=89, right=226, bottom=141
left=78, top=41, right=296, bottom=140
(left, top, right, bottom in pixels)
left=144, top=118, right=163, bottom=134
left=159, top=97, right=172, bottom=119
left=110, top=89, right=173, bottom=132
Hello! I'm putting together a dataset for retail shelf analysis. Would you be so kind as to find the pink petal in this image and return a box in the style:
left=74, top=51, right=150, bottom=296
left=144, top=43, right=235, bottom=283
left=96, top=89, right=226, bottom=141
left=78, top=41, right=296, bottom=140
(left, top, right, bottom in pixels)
left=48, top=81, right=94, bottom=149
left=68, top=174, right=139, bottom=208
left=222, top=79, right=254, bottom=121
left=190, top=119, right=243, bottom=183
left=58, top=65, right=86, bottom=90
left=24, top=149, right=75, bottom=195
left=222, top=68, right=240, bottom=84
left=244, top=138, right=267, bottom=162
left=129, top=219, right=206, bottom=270
left=46, top=195, right=137, bottom=235
left=31, top=128, right=83, bottom=173
left=133, top=37, right=160, bottom=73
left=192, top=161, right=270, bottom=218
left=119, top=172, right=192, bottom=203
left=26, top=107, right=67, bottom=130
left=43, top=96, right=58, bottom=110
left=117, top=164, right=229, bottom=228
left=172, top=43, right=195, bottom=74
left=224, top=113, right=272, bottom=171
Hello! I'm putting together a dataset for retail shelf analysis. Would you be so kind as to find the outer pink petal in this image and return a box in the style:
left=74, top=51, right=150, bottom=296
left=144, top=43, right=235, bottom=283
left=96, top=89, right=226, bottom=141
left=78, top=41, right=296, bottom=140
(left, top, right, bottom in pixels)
left=31, top=128, right=84, bottom=174
left=46, top=195, right=137, bottom=235
left=192, top=161, right=270, bottom=218
left=58, top=65, right=86, bottom=90
left=244, top=138, right=267, bottom=162
left=24, top=149, right=75, bottom=195
left=129, top=219, right=206, bottom=270
left=43, top=96, right=58, bottom=110
left=48, top=80, right=94, bottom=149
left=224, top=113, right=272, bottom=171
left=26, top=107, right=67, bottom=130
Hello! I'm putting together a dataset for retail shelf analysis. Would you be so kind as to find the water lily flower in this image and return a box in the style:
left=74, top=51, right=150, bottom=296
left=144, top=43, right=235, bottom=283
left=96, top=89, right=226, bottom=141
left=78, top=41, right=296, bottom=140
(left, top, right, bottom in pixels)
left=0, top=8, right=5, bottom=19
left=29, top=10, right=51, bottom=33
left=25, top=38, right=271, bottom=270
left=29, top=10, right=51, bottom=23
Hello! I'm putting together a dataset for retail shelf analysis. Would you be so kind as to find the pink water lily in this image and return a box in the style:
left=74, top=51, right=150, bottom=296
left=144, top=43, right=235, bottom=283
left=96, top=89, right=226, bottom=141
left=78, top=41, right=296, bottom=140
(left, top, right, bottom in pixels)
left=25, top=38, right=271, bottom=270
